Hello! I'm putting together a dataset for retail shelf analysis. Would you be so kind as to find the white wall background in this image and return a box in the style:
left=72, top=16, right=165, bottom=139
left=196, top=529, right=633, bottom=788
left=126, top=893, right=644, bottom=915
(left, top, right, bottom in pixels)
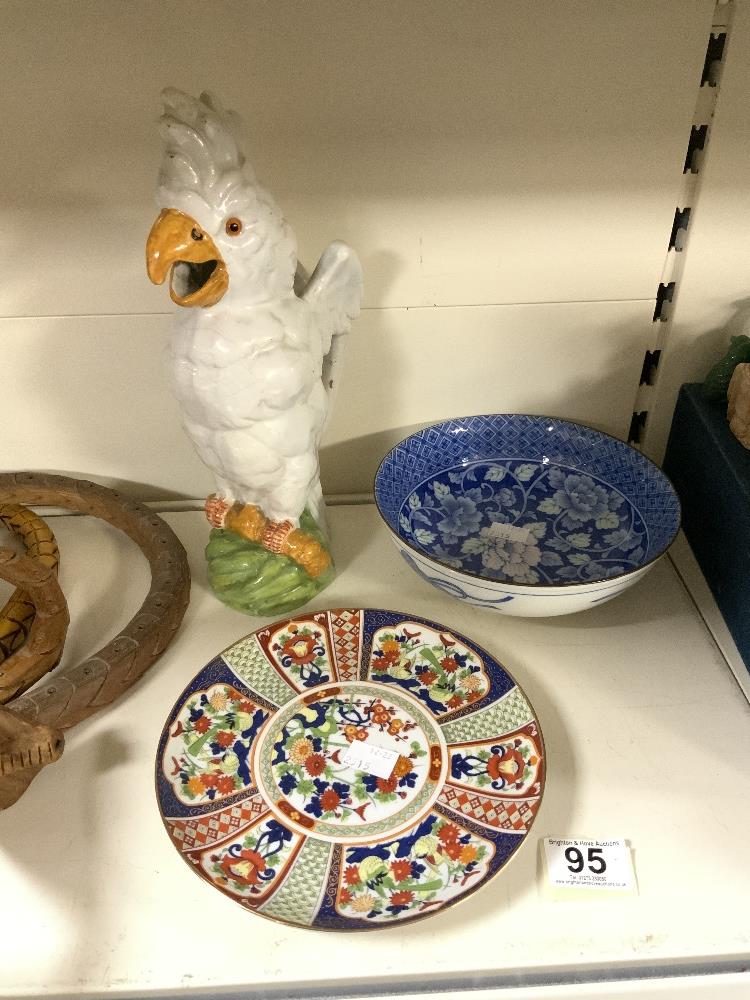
left=1, top=0, right=734, bottom=500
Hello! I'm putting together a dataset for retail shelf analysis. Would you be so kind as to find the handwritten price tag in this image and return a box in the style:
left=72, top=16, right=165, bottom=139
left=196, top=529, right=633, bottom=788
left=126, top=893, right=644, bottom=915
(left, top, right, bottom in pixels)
left=341, top=742, right=400, bottom=779
left=543, top=838, right=637, bottom=898
left=486, top=521, right=533, bottom=545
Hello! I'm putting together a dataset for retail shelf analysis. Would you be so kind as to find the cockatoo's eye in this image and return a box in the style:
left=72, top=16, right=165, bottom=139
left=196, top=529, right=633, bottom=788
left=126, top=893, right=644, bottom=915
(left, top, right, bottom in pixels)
left=225, top=217, right=243, bottom=236
left=191, top=227, right=203, bottom=241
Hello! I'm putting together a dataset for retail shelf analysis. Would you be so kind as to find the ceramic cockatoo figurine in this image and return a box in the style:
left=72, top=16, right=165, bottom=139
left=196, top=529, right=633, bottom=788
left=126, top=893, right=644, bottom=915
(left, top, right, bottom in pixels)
left=146, top=88, right=362, bottom=614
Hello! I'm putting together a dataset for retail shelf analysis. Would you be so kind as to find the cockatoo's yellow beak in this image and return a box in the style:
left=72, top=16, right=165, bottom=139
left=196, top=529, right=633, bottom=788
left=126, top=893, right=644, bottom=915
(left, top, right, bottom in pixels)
left=146, top=208, right=228, bottom=307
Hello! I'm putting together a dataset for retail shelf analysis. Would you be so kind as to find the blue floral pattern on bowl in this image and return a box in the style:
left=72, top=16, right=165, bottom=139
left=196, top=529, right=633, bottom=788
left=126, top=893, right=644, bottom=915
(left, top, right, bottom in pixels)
left=375, top=414, right=681, bottom=596
left=398, top=460, right=649, bottom=585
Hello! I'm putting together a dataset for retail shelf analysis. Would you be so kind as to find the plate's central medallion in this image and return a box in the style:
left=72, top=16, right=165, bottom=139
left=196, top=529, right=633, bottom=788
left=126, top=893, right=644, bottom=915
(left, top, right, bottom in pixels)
left=253, top=681, right=447, bottom=843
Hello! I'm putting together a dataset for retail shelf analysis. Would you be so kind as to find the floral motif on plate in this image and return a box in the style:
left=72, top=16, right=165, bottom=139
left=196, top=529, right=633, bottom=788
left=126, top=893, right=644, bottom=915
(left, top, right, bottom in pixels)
left=257, top=613, right=335, bottom=689
left=162, top=682, right=268, bottom=805
left=335, top=812, right=494, bottom=922
left=254, top=682, right=446, bottom=842
left=448, top=722, right=543, bottom=797
left=367, top=622, right=489, bottom=715
left=198, top=813, right=304, bottom=903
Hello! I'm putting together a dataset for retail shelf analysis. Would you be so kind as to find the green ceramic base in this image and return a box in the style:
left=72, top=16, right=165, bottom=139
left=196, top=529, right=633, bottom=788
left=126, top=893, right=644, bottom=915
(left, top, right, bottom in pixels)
left=206, top=508, right=335, bottom=616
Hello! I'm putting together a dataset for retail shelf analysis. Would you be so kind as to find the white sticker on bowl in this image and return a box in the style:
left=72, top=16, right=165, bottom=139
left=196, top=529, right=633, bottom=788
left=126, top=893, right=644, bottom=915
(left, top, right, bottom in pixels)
left=486, top=522, right=533, bottom=545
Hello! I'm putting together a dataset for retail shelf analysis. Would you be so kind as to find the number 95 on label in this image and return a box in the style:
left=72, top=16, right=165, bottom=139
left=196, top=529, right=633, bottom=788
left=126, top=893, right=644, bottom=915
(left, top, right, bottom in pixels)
left=542, top=838, right=637, bottom=898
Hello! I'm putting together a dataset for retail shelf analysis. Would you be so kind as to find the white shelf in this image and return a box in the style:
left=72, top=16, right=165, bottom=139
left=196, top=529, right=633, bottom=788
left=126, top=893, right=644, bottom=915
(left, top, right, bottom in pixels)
left=2, top=506, right=749, bottom=999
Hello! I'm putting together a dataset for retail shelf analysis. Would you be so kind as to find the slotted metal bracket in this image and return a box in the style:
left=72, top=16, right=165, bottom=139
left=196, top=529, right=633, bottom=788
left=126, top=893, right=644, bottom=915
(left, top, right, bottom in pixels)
left=629, top=0, right=734, bottom=451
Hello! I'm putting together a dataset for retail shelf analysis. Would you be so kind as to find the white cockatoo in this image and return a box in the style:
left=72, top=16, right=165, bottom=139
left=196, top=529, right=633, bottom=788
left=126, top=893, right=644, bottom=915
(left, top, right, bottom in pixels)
left=146, top=89, right=362, bottom=580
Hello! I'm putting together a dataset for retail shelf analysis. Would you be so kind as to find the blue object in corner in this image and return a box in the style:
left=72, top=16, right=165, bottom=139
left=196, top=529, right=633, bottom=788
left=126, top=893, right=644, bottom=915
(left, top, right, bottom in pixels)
left=663, top=383, right=750, bottom=675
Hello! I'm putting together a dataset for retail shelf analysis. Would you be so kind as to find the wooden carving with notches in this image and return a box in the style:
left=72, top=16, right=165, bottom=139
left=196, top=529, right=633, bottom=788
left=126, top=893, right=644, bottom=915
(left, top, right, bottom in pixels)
left=0, top=473, right=191, bottom=810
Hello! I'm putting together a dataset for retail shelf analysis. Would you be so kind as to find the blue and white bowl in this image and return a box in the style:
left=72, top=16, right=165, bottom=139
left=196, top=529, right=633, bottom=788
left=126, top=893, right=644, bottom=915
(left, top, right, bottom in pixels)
left=374, top=414, right=681, bottom=617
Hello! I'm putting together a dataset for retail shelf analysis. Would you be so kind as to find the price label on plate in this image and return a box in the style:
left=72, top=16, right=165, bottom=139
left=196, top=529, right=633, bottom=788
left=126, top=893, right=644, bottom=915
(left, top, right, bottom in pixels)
left=340, top=741, right=400, bottom=779
left=542, top=838, right=637, bottom=898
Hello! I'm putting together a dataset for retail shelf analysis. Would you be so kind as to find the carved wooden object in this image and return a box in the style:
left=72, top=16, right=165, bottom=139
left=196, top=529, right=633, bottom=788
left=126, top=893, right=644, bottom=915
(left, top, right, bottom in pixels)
left=0, top=706, right=64, bottom=810
left=0, top=546, right=69, bottom=705
left=0, top=504, right=61, bottom=672
left=0, top=473, right=191, bottom=809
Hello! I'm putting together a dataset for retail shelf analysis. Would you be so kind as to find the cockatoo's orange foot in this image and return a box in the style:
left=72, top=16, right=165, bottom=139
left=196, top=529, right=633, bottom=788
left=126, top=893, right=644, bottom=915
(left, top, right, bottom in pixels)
left=205, top=494, right=230, bottom=528
left=262, top=519, right=295, bottom=554
left=223, top=503, right=332, bottom=579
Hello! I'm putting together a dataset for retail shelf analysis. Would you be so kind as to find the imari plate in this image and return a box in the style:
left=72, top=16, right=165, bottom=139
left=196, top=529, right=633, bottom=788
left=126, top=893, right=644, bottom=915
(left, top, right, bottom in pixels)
left=155, top=608, right=545, bottom=930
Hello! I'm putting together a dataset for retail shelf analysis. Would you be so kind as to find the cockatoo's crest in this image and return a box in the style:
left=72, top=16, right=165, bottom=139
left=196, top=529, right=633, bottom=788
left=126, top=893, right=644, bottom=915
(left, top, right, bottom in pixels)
left=153, top=88, right=298, bottom=305
left=157, top=88, right=256, bottom=211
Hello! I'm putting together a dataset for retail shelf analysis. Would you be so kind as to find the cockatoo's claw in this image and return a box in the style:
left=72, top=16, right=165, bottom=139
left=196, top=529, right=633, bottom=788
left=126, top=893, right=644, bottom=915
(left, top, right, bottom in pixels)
left=205, top=494, right=230, bottom=528
left=262, top=519, right=295, bottom=554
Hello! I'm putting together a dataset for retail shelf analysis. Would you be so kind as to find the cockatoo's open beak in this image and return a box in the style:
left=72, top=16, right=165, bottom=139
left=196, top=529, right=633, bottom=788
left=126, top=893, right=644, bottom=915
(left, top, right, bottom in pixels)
left=146, top=208, right=228, bottom=307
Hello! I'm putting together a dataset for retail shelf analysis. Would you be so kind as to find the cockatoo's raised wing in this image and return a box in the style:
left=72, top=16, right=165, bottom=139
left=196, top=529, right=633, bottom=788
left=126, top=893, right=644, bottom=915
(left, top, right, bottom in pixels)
left=302, top=241, right=363, bottom=341
left=302, top=241, right=363, bottom=401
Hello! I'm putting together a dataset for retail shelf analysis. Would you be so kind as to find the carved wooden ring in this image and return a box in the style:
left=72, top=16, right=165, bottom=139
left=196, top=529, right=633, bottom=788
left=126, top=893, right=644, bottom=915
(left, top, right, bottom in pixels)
left=0, top=473, right=191, bottom=732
